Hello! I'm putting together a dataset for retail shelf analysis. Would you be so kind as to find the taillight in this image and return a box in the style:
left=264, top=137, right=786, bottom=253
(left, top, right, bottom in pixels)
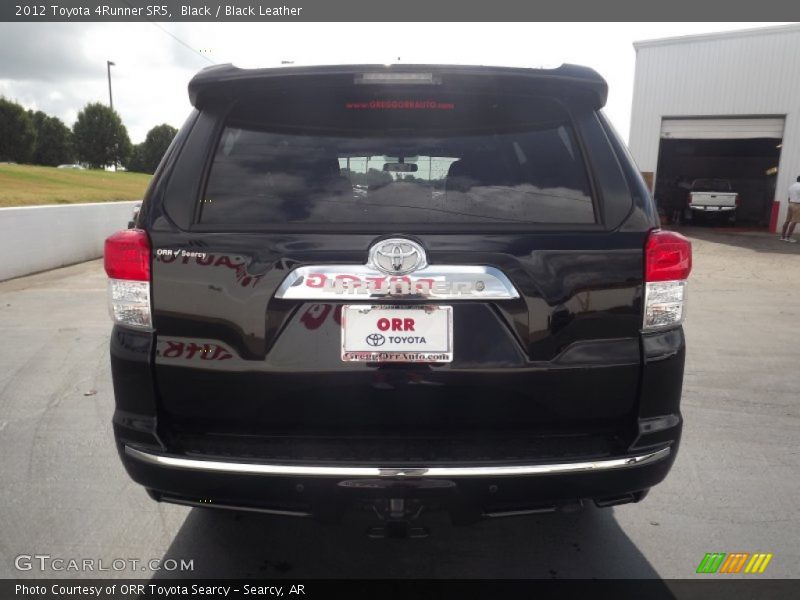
left=735, top=195, right=741, bottom=208
left=643, top=230, right=692, bottom=331
left=645, top=230, right=691, bottom=282
left=104, top=229, right=152, bottom=329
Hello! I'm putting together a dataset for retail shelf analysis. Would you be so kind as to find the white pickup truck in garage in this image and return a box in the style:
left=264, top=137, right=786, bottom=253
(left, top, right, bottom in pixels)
left=686, top=178, right=739, bottom=223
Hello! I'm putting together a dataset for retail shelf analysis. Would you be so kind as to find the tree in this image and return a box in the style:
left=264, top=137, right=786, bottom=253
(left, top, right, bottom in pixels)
left=128, top=123, right=177, bottom=173
left=126, top=143, right=146, bottom=173
left=72, top=102, right=131, bottom=168
left=0, top=97, right=35, bottom=163
left=29, top=111, right=74, bottom=166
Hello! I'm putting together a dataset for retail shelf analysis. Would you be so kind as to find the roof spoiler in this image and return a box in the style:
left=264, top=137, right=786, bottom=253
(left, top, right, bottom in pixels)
left=187, top=63, right=608, bottom=110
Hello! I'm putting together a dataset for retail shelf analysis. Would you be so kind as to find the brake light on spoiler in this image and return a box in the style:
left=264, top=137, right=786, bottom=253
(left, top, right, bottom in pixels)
left=104, top=229, right=152, bottom=329
left=354, top=72, right=441, bottom=85
left=643, top=230, right=692, bottom=331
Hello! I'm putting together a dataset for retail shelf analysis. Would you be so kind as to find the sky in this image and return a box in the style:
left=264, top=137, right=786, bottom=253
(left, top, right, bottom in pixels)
left=0, top=22, right=792, bottom=144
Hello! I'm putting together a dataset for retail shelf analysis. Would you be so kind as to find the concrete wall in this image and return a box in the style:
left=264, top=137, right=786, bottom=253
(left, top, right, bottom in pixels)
left=628, top=24, right=800, bottom=230
left=0, top=201, right=140, bottom=282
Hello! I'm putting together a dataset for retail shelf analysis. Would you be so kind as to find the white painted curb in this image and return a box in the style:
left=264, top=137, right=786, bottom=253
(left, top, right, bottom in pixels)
left=0, top=201, right=141, bottom=281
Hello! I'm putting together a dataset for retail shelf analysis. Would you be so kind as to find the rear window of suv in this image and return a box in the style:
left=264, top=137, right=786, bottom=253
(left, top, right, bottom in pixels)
left=199, top=91, right=596, bottom=225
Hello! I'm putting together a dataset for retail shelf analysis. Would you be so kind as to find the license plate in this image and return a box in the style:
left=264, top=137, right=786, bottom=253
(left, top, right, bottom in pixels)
left=341, top=305, right=453, bottom=363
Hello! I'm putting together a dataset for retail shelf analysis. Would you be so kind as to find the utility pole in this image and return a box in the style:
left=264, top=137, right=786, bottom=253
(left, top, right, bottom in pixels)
left=107, top=61, right=115, bottom=111
left=107, top=61, right=116, bottom=170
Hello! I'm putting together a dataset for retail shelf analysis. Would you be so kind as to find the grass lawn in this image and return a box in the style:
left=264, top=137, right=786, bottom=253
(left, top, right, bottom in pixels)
left=0, top=164, right=152, bottom=208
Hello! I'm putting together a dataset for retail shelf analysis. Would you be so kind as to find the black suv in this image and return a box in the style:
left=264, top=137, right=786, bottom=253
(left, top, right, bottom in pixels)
left=105, top=64, right=691, bottom=527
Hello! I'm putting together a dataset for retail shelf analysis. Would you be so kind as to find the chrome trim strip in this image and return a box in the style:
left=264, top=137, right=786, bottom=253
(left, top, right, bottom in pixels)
left=125, top=446, right=670, bottom=478
left=160, top=496, right=311, bottom=518
left=274, top=265, right=520, bottom=300
left=484, top=506, right=558, bottom=518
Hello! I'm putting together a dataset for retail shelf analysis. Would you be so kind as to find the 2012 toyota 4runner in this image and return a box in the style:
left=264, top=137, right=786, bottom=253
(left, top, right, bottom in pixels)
left=105, top=64, right=691, bottom=530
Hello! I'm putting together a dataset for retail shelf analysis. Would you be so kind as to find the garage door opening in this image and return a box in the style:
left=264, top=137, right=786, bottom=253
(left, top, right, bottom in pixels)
left=654, top=119, right=784, bottom=228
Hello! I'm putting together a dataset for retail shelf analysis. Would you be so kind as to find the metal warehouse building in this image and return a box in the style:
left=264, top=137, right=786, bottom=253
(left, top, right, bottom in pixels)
left=628, top=24, right=800, bottom=231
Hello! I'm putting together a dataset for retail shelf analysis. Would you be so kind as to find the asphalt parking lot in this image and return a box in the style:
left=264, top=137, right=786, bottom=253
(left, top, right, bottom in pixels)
left=0, top=227, right=798, bottom=580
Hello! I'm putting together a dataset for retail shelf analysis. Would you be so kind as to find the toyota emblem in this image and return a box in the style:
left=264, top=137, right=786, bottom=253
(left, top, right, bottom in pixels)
left=366, top=333, right=386, bottom=346
left=368, top=238, right=427, bottom=275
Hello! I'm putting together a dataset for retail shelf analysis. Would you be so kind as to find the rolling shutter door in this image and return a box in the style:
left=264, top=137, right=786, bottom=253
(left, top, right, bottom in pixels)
left=660, top=118, right=785, bottom=140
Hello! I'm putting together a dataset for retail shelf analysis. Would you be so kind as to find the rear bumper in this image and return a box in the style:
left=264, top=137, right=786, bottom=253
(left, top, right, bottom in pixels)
left=110, top=325, right=687, bottom=519
left=689, top=205, right=736, bottom=211
left=118, top=441, right=678, bottom=520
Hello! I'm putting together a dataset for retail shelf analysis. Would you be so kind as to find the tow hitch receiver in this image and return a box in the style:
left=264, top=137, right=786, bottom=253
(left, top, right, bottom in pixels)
left=367, top=498, right=429, bottom=539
